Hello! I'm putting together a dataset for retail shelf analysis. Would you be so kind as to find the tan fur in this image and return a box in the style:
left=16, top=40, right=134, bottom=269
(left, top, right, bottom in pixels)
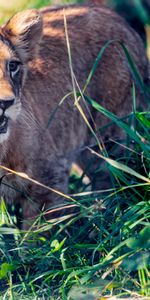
left=0, top=4, right=149, bottom=230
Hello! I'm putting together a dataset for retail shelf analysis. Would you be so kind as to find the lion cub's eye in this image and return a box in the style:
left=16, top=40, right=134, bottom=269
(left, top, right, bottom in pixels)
left=8, top=61, right=21, bottom=78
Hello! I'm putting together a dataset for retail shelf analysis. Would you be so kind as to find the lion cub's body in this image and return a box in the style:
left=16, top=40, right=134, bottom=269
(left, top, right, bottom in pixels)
left=0, top=4, right=148, bottom=229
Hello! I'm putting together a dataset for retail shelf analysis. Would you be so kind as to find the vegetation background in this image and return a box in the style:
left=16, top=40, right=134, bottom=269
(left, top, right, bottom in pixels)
left=0, top=0, right=150, bottom=299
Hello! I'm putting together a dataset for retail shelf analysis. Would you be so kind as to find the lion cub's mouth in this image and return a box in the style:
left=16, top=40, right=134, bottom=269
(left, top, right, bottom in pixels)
left=0, top=115, right=8, bottom=134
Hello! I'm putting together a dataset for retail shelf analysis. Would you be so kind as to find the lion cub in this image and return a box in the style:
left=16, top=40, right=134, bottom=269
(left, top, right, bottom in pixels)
left=0, top=4, right=148, bottom=230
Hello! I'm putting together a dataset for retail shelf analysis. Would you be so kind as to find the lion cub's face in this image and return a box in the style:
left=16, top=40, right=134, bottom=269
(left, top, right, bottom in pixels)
left=0, top=10, right=42, bottom=143
left=0, top=39, right=23, bottom=142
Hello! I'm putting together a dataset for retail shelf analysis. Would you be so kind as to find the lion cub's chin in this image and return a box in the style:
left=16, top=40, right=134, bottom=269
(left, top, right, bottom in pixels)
left=0, top=102, right=21, bottom=143
left=0, top=128, right=10, bottom=143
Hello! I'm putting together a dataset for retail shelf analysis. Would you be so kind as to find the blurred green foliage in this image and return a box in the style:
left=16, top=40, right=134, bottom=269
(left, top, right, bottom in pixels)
left=111, top=0, right=150, bottom=24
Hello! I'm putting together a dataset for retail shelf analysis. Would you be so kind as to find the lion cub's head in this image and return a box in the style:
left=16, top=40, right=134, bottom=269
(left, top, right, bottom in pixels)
left=0, top=10, right=42, bottom=143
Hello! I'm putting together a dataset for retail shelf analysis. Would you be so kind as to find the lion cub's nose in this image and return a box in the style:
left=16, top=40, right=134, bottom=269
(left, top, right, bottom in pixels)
left=0, top=99, right=15, bottom=112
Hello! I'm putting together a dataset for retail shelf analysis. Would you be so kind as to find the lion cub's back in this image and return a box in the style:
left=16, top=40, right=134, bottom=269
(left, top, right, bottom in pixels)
left=40, top=4, right=148, bottom=94
left=26, top=4, right=149, bottom=150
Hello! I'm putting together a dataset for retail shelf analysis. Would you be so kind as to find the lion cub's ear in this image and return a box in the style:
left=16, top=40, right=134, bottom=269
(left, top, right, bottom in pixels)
left=2, top=9, right=43, bottom=62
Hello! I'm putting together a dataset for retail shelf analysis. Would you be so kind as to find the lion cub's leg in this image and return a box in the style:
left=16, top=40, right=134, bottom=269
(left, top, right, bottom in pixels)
left=21, top=158, right=71, bottom=232
left=21, top=199, right=42, bottom=232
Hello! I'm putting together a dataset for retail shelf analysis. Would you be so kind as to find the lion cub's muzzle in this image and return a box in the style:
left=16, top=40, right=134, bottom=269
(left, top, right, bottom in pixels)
left=0, top=99, right=14, bottom=134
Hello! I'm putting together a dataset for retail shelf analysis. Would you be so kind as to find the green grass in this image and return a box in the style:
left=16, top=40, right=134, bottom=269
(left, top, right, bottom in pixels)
left=0, top=0, right=150, bottom=299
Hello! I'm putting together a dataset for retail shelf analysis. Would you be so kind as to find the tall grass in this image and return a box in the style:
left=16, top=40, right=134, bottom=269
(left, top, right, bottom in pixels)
left=0, top=1, right=150, bottom=299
